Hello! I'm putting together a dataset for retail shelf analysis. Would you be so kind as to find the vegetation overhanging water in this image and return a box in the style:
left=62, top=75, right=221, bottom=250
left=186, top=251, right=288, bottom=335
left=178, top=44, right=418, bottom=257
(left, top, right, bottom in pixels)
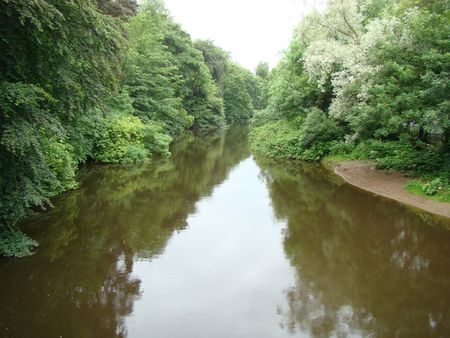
left=1, top=1, right=449, bottom=336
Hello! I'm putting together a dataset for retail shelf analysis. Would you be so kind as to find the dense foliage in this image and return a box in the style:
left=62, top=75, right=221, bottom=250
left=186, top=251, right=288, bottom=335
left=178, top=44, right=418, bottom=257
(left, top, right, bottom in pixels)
left=0, top=0, right=260, bottom=256
left=194, top=40, right=266, bottom=122
left=0, top=0, right=126, bottom=256
left=251, top=0, right=450, bottom=200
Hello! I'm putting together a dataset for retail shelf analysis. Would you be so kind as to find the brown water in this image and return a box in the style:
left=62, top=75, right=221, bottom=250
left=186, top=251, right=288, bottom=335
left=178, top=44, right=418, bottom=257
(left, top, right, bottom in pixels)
left=1, top=125, right=450, bottom=338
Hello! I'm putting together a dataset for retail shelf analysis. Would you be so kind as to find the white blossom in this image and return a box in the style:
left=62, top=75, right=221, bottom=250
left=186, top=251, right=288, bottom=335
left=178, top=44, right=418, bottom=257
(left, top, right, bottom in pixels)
left=297, top=0, right=418, bottom=125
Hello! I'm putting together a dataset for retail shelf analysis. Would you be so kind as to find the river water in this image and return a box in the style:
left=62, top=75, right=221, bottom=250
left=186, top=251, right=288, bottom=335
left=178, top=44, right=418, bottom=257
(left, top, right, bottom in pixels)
left=1, top=125, right=449, bottom=338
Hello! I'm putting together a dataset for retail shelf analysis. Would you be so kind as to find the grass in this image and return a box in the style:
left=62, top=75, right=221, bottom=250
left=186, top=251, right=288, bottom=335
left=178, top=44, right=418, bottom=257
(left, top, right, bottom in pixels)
left=322, top=153, right=356, bottom=162
left=406, top=179, right=450, bottom=203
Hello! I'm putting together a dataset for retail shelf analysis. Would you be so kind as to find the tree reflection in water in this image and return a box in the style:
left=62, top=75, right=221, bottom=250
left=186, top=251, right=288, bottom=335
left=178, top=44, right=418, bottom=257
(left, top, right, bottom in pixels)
left=1, top=126, right=449, bottom=338
left=0, top=125, right=250, bottom=338
left=257, top=158, right=450, bottom=338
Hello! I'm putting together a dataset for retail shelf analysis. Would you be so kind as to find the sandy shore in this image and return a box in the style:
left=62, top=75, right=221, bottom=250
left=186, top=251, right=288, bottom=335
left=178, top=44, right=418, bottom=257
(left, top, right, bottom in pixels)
left=330, top=160, right=450, bottom=219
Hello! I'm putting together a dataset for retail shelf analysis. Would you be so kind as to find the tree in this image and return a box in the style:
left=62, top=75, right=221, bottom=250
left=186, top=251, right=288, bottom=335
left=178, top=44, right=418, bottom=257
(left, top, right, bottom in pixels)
left=123, top=7, right=193, bottom=134
left=96, top=0, right=138, bottom=17
left=194, top=40, right=230, bottom=94
left=0, top=0, right=126, bottom=256
left=162, top=24, right=225, bottom=130
left=194, top=40, right=264, bottom=121
left=255, top=62, right=269, bottom=79
left=251, top=0, right=450, bottom=191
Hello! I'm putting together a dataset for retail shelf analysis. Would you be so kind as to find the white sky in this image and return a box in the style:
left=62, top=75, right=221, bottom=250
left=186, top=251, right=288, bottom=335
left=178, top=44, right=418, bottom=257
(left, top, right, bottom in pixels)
left=163, top=0, right=325, bottom=72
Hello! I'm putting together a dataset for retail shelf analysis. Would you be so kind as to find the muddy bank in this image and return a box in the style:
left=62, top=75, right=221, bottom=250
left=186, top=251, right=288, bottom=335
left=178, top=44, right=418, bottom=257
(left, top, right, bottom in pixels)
left=330, top=160, right=450, bottom=219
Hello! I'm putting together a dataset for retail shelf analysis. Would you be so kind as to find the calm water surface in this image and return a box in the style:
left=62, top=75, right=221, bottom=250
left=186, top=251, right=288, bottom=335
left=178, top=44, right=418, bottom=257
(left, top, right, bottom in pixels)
left=1, top=125, right=450, bottom=338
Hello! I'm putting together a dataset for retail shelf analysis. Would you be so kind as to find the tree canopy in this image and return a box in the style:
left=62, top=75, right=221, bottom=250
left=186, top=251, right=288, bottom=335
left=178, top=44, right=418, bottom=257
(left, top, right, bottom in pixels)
left=0, top=0, right=262, bottom=256
left=251, top=0, right=449, bottom=199
left=194, top=40, right=266, bottom=122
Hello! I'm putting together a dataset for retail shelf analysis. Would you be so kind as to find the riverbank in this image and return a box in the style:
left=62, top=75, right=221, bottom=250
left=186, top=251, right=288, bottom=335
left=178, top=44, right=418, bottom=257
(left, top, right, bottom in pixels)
left=328, top=160, right=450, bottom=219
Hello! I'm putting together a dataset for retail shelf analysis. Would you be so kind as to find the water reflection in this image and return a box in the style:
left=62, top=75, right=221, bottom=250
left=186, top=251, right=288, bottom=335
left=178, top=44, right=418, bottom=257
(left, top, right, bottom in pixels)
left=0, top=125, right=449, bottom=338
left=256, top=158, right=450, bottom=338
left=0, top=125, right=250, bottom=338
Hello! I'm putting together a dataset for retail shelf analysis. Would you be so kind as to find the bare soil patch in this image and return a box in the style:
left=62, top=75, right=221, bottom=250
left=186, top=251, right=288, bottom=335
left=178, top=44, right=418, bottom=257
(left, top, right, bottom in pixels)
left=332, top=160, right=450, bottom=219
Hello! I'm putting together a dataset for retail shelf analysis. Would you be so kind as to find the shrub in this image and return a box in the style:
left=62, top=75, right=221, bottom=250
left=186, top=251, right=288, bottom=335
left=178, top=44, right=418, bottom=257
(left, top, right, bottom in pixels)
left=423, top=178, right=443, bottom=196
left=250, top=120, right=303, bottom=159
left=298, top=108, right=342, bottom=149
left=93, top=114, right=171, bottom=164
left=0, top=229, right=38, bottom=257
left=406, top=178, right=450, bottom=202
left=40, top=135, right=78, bottom=194
left=251, top=109, right=343, bottom=161
left=348, top=140, right=450, bottom=176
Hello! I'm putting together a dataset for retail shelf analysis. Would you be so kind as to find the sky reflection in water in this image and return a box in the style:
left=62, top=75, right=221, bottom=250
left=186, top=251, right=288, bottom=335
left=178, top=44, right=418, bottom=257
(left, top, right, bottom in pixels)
left=1, top=125, right=449, bottom=338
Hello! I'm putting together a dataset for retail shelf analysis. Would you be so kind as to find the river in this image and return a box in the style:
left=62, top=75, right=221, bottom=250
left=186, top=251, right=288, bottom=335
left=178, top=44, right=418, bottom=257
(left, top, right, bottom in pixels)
left=1, top=125, right=449, bottom=338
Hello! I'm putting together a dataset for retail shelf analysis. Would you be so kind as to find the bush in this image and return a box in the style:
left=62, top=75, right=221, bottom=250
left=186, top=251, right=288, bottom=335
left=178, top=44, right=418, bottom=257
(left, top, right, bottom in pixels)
left=251, top=109, right=342, bottom=161
left=93, top=114, right=172, bottom=164
left=250, top=120, right=303, bottom=159
left=0, top=82, right=75, bottom=257
left=299, top=108, right=342, bottom=148
left=143, top=123, right=173, bottom=156
left=348, top=140, right=450, bottom=176
left=406, top=178, right=450, bottom=202
left=327, top=140, right=356, bottom=158
left=300, top=142, right=333, bottom=161
left=251, top=109, right=278, bottom=128
left=423, top=178, right=444, bottom=196
left=41, top=135, right=78, bottom=194
left=0, top=228, right=38, bottom=257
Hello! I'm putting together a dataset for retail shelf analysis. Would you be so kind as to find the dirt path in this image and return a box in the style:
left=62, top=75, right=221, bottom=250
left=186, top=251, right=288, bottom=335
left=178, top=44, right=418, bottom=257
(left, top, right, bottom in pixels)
left=331, top=160, right=450, bottom=219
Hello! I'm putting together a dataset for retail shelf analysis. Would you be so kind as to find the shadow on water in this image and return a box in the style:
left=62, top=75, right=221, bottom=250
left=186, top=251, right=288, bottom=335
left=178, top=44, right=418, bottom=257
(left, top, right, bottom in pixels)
left=256, top=157, right=450, bottom=338
left=0, top=125, right=250, bottom=338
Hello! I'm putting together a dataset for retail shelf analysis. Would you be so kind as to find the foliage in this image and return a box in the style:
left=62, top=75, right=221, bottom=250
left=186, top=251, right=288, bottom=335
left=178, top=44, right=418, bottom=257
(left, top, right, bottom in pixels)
left=195, top=40, right=265, bottom=121
left=406, top=179, right=450, bottom=202
left=250, top=119, right=304, bottom=159
left=251, top=0, right=450, bottom=199
left=255, top=62, right=270, bottom=109
left=298, top=108, right=342, bottom=150
left=423, top=178, right=444, bottom=196
left=194, top=40, right=230, bottom=92
left=0, top=0, right=126, bottom=115
left=0, top=82, right=76, bottom=257
left=123, top=8, right=193, bottom=134
left=251, top=110, right=342, bottom=161
left=0, top=229, right=38, bottom=257
left=96, top=0, right=138, bottom=17
left=41, top=135, right=78, bottom=193
left=263, top=46, right=331, bottom=121
left=0, top=0, right=253, bottom=256
left=255, top=62, right=269, bottom=79
left=223, top=63, right=255, bottom=122
left=0, top=0, right=129, bottom=256
left=160, top=17, right=225, bottom=130
left=93, top=113, right=171, bottom=164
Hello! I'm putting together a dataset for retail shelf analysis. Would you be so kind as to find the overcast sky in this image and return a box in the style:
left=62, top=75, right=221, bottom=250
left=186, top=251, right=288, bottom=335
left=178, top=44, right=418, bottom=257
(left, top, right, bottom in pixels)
left=163, top=0, right=324, bottom=72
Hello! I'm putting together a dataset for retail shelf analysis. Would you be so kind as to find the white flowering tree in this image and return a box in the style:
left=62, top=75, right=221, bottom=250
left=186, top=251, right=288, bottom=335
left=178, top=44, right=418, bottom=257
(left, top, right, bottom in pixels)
left=252, top=0, right=449, bottom=180
left=297, top=1, right=414, bottom=137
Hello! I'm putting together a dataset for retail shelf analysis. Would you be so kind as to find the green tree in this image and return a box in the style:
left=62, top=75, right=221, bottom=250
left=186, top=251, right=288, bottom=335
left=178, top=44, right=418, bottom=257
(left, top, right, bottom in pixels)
left=195, top=40, right=264, bottom=121
left=251, top=0, right=449, bottom=188
left=194, top=39, right=230, bottom=95
left=255, top=62, right=269, bottom=79
left=0, top=0, right=125, bottom=256
left=124, top=7, right=193, bottom=134
left=162, top=23, right=225, bottom=130
left=96, top=0, right=138, bottom=17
